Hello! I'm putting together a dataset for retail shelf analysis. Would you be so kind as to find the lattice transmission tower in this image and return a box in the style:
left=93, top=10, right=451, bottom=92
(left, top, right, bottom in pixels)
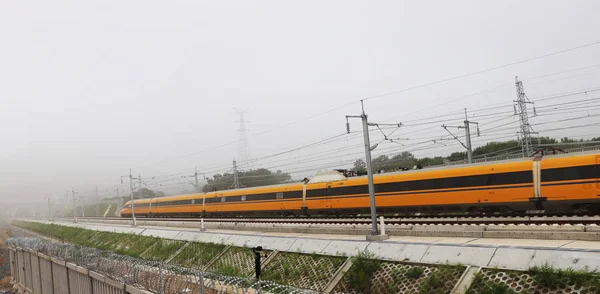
left=234, top=108, right=252, bottom=168
left=514, top=76, right=538, bottom=157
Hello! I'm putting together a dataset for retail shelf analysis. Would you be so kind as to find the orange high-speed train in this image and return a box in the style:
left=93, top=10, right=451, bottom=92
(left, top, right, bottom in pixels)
left=120, top=152, right=600, bottom=217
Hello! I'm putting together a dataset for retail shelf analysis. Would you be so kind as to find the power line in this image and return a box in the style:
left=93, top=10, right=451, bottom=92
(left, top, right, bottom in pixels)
left=361, top=39, right=600, bottom=103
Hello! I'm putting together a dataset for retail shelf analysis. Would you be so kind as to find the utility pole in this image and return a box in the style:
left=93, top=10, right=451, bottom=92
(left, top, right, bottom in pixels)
left=47, top=196, right=52, bottom=221
left=138, top=174, right=143, bottom=200
left=95, top=185, right=99, bottom=216
left=194, top=167, right=200, bottom=192
left=514, top=76, right=538, bottom=157
left=115, top=187, right=120, bottom=217
left=441, top=109, right=480, bottom=164
left=183, top=167, right=204, bottom=192
left=346, top=100, right=399, bottom=240
left=115, top=185, right=123, bottom=216
left=230, top=159, right=242, bottom=189
left=80, top=196, right=85, bottom=218
left=121, top=169, right=137, bottom=226
left=72, top=188, right=78, bottom=223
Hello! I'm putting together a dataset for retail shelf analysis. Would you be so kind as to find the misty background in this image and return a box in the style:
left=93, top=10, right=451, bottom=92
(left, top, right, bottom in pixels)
left=1, top=1, right=599, bottom=214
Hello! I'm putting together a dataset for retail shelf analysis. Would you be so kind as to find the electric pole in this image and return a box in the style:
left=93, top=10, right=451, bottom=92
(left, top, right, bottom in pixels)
left=47, top=196, right=52, bottom=221
left=346, top=100, right=399, bottom=240
left=121, top=169, right=137, bottom=226
left=441, top=108, right=480, bottom=164
left=514, top=76, right=538, bottom=157
left=115, top=187, right=121, bottom=216
left=138, top=174, right=143, bottom=200
left=230, top=159, right=242, bottom=189
left=194, top=167, right=200, bottom=192
left=183, top=167, right=204, bottom=192
left=72, top=188, right=78, bottom=223
left=80, top=195, right=85, bottom=218
left=95, top=185, right=99, bottom=216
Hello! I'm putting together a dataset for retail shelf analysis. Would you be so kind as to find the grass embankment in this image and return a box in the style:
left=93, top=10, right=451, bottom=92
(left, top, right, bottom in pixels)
left=13, top=221, right=467, bottom=293
left=16, top=220, right=597, bottom=294
left=14, top=221, right=178, bottom=259
left=13, top=221, right=225, bottom=269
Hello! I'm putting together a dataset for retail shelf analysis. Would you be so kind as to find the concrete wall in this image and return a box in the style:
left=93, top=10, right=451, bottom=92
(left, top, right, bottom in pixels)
left=8, top=247, right=151, bottom=294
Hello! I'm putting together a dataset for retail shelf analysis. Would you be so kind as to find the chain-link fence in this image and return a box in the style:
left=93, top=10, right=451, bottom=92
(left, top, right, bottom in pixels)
left=7, top=237, right=316, bottom=294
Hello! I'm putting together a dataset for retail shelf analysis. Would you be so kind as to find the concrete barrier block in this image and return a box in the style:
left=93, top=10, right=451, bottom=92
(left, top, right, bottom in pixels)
left=173, top=231, right=203, bottom=242
left=288, top=238, right=331, bottom=254
left=225, top=234, right=263, bottom=248
left=528, top=249, right=600, bottom=271
left=485, top=225, right=585, bottom=232
left=257, top=236, right=297, bottom=251
left=385, top=225, right=413, bottom=231
left=407, top=230, right=483, bottom=238
left=487, top=248, right=535, bottom=270
left=366, top=242, right=407, bottom=261
left=139, top=229, right=181, bottom=239
left=585, top=225, right=600, bottom=232
left=321, top=240, right=370, bottom=257
left=86, top=224, right=144, bottom=235
left=415, top=225, right=485, bottom=232
left=205, top=233, right=232, bottom=244
left=420, top=245, right=496, bottom=266
left=483, top=231, right=600, bottom=241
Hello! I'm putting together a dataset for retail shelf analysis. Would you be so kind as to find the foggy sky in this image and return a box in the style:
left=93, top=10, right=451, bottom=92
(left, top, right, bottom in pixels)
left=1, top=1, right=599, bottom=206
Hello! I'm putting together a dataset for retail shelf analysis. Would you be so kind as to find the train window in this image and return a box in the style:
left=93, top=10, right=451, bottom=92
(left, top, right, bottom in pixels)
left=191, top=199, right=195, bottom=204
left=221, top=197, right=226, bottom=203
left=276, top=192, right=283, bottom=199
left=241, top=195, right=247, bottom=201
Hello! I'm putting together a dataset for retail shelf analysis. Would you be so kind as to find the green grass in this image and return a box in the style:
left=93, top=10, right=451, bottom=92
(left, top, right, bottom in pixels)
left=530, top=264, right=600, bottom=292
left=13, top=220, right=233, bottom=270
left=261, top=252, right=345, bottom=290
left=141, top=239, right=186, bottom=261
left=170, top=242, right=227, bottom=269
left=343, top=251, right=382, bottom=294
left=466, top=273, right=520, bottom=294
left=417, top=265, right=456, bottom=294
left=13, top=221, right=159, bottom=258
left=406, top=266, right=424, bottom=279
left=466, top=266, right=600, bottom=294
left=206, top=247, right=258, bottom=277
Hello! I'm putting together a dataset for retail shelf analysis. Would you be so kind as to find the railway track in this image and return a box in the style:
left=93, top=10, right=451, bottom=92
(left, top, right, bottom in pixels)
left=62, top=215, right=600, bottom=226
left=44, top=216, right=600, bottom=241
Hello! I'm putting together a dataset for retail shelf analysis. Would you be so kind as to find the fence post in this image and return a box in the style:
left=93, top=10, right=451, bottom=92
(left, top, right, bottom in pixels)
left=49, top=254, right=55, bottom=294
left=198, top=272, right=205, bottom=294
left=159, top=262, right=165, bottom=294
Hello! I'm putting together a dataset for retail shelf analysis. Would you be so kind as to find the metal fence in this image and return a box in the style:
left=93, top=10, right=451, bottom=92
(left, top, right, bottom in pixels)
left=7, top=237, right=315, bottom=294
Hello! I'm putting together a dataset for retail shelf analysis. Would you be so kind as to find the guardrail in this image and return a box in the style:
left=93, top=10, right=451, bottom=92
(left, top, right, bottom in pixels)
left=7, top=237, right=313, bottom=294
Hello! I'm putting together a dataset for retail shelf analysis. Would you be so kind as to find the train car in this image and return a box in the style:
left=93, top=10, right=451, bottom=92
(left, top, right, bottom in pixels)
left=120, top=197, right=152, bottom=217
left=120, top=151, right=600, bottom=217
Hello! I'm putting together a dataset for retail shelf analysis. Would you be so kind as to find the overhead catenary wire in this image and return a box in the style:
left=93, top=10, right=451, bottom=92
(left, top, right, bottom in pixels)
left=78, top=41, right=600, bottom=197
